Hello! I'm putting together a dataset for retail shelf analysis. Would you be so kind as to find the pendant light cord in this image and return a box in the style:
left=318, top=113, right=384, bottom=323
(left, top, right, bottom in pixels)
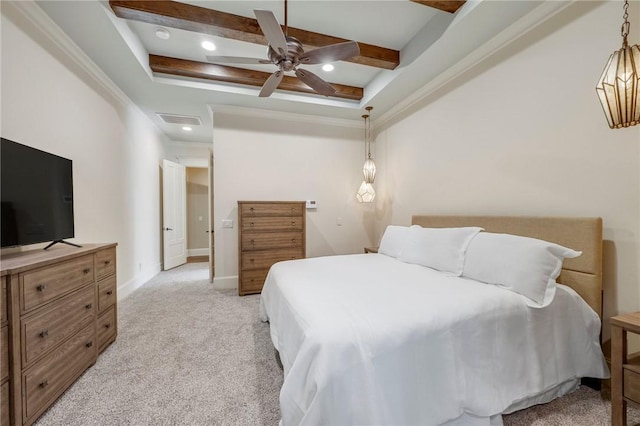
left=622, top=0, right=630, bottom=48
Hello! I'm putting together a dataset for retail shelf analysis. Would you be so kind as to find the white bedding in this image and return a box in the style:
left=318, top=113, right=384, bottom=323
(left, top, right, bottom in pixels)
left=259, top=254, right=609, bottom=426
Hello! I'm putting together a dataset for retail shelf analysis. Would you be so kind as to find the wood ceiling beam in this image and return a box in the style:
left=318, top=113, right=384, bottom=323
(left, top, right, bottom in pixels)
left=149, top=55, right=364, bottom=101
left=410, top=1, right=466, bottom=14
left=109, top=1, right=399, bottom=70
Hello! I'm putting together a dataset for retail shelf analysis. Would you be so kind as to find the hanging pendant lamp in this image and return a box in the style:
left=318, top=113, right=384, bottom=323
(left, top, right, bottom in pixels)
left=596, top=0, right=640, bottom=129
left=357, top=106, right=376, bottom=203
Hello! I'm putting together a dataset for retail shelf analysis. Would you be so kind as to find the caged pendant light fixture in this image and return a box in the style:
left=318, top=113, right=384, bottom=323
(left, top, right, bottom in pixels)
left=596, top=0, right=640, bottom=129
left=356, top=106, right=376, bottom=203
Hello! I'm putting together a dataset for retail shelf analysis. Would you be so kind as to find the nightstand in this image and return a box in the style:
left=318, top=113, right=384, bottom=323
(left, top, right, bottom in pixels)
left=611, top=311, right=640, bottom=425
left=364, top=247, right=378, bottom=254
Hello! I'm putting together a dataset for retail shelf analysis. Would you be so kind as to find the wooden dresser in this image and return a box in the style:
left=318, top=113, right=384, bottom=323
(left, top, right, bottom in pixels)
left=0, top=243, right=117, bottom=426
left=238, top=201, right=306, bottom=295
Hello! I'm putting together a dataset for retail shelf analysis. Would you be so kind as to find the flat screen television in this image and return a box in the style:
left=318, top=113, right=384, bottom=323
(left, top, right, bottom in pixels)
left=1, top=138, right=77, bottom=249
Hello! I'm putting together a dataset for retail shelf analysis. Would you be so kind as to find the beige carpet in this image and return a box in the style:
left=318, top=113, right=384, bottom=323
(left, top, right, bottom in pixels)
left=35, top=263, right=640, bottom=425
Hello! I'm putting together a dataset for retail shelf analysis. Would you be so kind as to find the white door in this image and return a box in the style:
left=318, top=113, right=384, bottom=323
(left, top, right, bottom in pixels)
left=208, top=150, right=215, bottom=282
left=162, top=159, right=187, bottom=270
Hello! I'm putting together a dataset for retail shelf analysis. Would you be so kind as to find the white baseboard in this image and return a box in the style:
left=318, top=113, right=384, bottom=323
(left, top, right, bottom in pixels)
left=188, top=248, right=209, bottom=257
left=117, top=262, right=162, bottom=301
left=213, top=275, right=237, bottom=290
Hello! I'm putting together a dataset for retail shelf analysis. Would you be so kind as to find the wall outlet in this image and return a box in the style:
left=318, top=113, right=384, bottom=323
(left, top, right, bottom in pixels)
left=336, top=217, right=342, bottom=226
left=222, top=219, right=233, bottom=228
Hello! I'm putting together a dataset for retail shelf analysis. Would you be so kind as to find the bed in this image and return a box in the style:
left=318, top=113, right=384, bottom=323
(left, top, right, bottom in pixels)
left=259, top=215, right=610, bottom=425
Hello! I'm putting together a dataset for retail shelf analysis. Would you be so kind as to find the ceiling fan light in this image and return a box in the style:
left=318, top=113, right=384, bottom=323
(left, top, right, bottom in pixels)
left=322, top=64, right=334, bottom=72
left=182, top=126, right=192, bottom=132
left=356, top=181, right=376, bottom=203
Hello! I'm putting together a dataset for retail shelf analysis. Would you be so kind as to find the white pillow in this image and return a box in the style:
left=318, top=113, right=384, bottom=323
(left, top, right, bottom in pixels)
left=462, top=232, right=582, bottom=307
left=398, top=226, right=483, bottom=275
left=378, top=225, right=412, bottom=259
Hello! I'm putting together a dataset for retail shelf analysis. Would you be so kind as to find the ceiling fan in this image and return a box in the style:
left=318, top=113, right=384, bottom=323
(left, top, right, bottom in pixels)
left=205, top=0, right=360, bottom=98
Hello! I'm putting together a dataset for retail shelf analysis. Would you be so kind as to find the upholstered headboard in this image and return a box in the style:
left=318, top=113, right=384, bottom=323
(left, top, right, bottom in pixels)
left=411, top=216, right=603, bottom=318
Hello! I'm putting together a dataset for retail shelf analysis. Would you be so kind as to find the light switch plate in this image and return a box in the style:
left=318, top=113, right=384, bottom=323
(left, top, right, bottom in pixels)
left=306, top=200, right=317, bottom=209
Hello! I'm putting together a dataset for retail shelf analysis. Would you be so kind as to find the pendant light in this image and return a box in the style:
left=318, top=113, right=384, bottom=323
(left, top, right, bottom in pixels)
left=356, top=106, right=376, bottom=203
left=596, top=0, right=640, bottom=129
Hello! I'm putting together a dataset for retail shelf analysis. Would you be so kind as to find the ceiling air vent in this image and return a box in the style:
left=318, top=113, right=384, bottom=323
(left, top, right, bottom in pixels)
left=156, top=113, right=202, bottom=126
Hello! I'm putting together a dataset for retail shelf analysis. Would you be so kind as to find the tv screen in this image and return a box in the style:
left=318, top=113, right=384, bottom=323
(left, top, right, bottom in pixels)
left=1, top=138, right=75, bottom=248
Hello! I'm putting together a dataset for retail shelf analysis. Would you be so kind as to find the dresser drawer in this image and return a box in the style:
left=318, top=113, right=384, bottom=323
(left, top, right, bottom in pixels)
left=241, top=249, right=303, bottom=270
left=240, top=269, right=269, bottom=293
left=241, top=217, right=303, bottom=232
left=97, top=306, right=116, bottom=352
left=23, top=323, right=96, bottom=422
left=98, top=275, right=116, bottom=314
left=22, top=285, right=95, bottom=366
left=1, top=276, right=6, bottom=323
left=95, top=247, right=116, bottom=280
left=242, top=232, right=303, bottom=251
left=240, top=203, right=303, bottom=217
left=1, top=381, right=8, bottom=426
left=1, top=325, right=7, bottom=382
left=21, top=254, right=94, bottom=313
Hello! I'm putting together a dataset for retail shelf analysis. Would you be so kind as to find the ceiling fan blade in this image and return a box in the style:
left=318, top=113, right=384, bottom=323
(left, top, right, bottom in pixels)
left=254, top=9, right=288, bottom=57
left=259, top=70, right=284, bottom=97
left=295, top=68, right=336, bottom=97
left=298, top=41, right=360, bottom=65
left=206, top=56, right=272, bottom=65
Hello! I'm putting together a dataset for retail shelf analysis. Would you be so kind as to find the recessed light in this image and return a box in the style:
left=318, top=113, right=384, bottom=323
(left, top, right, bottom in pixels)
left=201, top=41, right=216, bottom=51
left=154, top=28, right=170, bottom=40
left=182, top=126, right=192, bottom=132
left=322, top=64, right=334, bottom=72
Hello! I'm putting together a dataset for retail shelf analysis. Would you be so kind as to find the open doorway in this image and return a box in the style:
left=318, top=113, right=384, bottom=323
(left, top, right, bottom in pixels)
left=186, top=167, right=209, bottom=263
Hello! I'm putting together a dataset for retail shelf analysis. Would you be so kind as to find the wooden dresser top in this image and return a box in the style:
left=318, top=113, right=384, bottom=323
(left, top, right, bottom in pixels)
left=0, top=243, right=117, bottom=275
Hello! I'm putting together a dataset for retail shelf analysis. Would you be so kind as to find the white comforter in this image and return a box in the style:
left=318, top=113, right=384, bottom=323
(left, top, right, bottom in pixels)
left=259, top=254, right=609, bottom=425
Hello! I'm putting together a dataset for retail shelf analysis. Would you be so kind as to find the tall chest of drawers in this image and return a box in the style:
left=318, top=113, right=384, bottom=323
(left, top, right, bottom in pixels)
left=238, top=201, right=306, bottom=295
left=0, top=243, right=117, bottom=426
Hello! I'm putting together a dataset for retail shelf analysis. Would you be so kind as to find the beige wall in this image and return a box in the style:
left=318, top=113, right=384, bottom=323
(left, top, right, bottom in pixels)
left=373, top=1, right=640, bottom=343
left=1, top=3, right=167, bottom=298
left=186, top=167, right=209, bottom=251
left=212, top=110, right=375, bottom=288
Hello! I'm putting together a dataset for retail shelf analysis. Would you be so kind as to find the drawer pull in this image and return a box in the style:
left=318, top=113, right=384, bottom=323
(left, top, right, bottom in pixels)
left=83, top=268, right=91, bottom=274
left=37, top=284, right=47, bottom=292
left=104, top=260, right=111, bottom=266
left=250, top=222, right=254, bottom=227
left=39, top=379, right=49, bottom=388
left=291, top=221, right=296, bottom=226
left=39, top=330, right=49, bottom=338
left=85, top=303, right=93, bottom=310
left=250, top=207, right=254, bottom=212
left=249, top=259, right=254, bottom=263
left=291, top=238, right=296, bottom=243
left=86, top=341, right=93, bottom=348
left=250, top=239, right=255, bottom=245
left=106, top=290, right=113, bottom=296
left=104, top=324, right=111, bottom=329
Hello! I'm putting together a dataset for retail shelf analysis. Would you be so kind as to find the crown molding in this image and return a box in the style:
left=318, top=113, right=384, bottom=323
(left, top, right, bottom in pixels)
left=210, top=105, right=362, bottom=129
left=376, top=0, right=576, bottom=131
left=7, top=1, right=131, bottom=107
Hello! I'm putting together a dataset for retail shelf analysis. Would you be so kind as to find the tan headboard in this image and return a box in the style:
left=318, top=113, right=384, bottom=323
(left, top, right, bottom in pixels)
left=411, top=215, right=603, bottom=318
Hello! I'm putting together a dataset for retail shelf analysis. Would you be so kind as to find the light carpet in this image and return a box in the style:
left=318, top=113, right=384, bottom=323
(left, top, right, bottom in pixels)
left=35, top=263, right=639, bottom=425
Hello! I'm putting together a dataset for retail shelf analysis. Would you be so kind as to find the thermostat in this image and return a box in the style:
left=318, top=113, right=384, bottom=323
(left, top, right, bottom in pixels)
left=306, top=200, right=317, bottom=209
